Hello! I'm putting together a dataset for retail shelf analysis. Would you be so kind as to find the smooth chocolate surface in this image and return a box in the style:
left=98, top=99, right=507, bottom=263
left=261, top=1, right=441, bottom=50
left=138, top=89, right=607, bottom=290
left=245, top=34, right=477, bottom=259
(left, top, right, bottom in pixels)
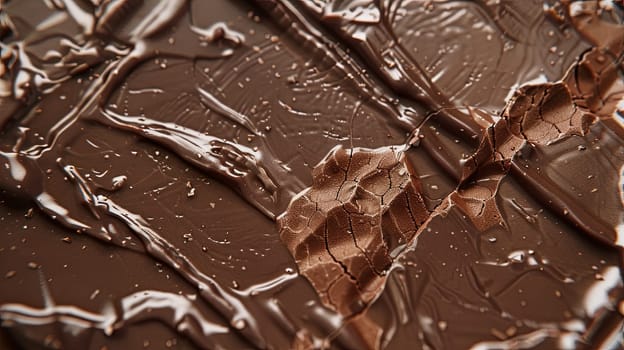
left=0, top=0, right=623, bottom=349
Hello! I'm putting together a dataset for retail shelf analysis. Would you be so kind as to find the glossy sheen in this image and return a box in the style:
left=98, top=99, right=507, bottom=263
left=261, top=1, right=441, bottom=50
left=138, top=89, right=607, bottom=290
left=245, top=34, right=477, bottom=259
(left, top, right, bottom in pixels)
left=0, top=0, right=623, bottom=349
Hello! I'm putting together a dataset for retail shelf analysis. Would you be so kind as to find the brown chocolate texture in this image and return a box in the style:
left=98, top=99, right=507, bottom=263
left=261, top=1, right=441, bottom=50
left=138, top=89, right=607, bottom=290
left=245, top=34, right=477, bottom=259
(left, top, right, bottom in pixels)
left=278, top=146, right=429, bottom=316
left=0, top=0, right=624, bottom=349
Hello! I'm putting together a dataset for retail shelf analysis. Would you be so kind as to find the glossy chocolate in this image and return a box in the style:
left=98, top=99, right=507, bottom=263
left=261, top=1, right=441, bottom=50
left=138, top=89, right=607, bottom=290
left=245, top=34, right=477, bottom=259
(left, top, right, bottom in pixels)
left=0, top=0, right=623, bottom=349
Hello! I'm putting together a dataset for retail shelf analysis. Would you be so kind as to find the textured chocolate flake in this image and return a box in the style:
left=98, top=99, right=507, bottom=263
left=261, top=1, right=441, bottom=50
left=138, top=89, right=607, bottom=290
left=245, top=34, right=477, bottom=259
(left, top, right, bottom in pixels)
left=278, top=146, right=429, bottom=316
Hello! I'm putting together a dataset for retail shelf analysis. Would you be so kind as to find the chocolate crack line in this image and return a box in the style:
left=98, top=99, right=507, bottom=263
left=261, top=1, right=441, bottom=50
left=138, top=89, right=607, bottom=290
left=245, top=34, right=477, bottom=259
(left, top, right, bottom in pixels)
left=334, top=149, right=353, bottom=202
left=336, top=148, right=401, bottom=275
left=343, top=204, right=387, bottom=277
left=323, top=220, right=362, bottom=287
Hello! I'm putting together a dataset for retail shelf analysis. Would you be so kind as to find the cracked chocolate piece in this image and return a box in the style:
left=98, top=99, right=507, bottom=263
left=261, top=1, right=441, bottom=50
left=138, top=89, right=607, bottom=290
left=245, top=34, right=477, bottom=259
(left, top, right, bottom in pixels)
left=451, top=81, right=590, bottom=232
left=565, top=48, right=624, bottom=119
left=278, top=146, right=429, bottom=316
left=505, top=83, right=589, bottom=144
left=455, top=44, right=624, bottom=240
left=451, top=176, right=504, bottom=232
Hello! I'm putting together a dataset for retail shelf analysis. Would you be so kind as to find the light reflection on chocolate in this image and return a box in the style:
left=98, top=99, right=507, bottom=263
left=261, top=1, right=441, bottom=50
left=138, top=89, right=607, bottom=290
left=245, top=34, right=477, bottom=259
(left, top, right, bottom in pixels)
left=0, top=0, right=623, bottom=349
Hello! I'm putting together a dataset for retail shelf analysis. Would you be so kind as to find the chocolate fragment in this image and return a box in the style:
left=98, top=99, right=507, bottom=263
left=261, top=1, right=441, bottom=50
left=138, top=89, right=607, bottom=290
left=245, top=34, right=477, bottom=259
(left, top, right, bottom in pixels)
left=279, top=146, right=429, bottom=316
left=505, top=83, right=589, bottom=144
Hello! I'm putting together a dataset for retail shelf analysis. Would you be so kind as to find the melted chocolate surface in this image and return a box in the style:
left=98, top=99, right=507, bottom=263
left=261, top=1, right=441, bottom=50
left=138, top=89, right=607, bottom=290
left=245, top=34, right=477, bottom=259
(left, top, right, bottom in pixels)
left=0, top=0, right=623, bottom=349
